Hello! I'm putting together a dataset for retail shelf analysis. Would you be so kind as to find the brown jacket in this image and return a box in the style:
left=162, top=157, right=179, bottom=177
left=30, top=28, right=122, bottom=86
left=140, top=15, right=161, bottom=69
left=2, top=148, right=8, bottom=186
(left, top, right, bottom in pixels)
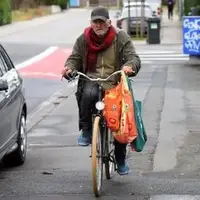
left=65, top=27, right=141, bottom=130
left=65, top=27, right=141, bottom=78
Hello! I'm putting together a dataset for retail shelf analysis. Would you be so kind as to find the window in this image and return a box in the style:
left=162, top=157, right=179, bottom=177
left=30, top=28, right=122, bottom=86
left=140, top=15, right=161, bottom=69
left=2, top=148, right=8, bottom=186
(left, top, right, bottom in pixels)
left=122, top=7, right=152, bottom=18
left=0, top=46, right=13, bottom=71
left=0, top=57, right=6, bottom=77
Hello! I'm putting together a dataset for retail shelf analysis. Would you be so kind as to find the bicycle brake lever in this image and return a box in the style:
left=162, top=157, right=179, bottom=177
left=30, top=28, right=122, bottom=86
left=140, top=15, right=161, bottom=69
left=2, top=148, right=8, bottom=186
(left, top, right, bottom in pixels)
left=61, top=71, right=78, bottom=82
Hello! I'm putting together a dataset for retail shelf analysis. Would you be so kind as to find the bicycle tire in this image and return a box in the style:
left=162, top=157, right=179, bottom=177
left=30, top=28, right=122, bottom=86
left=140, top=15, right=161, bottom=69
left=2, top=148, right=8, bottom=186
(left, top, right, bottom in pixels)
left=92, top=116, right=103, bottom=197
left=105, top=129, right=115, bottom=179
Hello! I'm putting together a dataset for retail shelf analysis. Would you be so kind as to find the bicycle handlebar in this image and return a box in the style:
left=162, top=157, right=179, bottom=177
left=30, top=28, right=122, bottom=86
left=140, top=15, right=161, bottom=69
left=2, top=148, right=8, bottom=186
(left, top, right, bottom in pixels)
left=62, top=68, right=135, bottom=82
left=73, top=70, right=122, bottom=82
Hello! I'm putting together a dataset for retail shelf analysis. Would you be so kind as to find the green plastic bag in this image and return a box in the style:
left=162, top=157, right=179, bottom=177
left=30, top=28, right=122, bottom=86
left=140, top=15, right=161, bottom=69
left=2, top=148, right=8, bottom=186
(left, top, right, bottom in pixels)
left=126, top=78, right=147, bottom=152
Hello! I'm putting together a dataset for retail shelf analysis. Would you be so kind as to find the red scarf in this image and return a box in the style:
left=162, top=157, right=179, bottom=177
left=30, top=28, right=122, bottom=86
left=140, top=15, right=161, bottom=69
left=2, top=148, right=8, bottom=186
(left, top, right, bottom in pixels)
left=84, top=25, right=116, bottom=72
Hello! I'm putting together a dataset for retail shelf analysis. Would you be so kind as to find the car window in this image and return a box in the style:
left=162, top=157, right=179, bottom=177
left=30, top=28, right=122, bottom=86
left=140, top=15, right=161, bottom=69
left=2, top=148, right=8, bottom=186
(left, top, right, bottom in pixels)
left=0, top=57, right=6, bottom=76
left=0, top=46, right=13, bottom=71
left=0, top=53, right=8, bottom=76
left=0, top=53, right=10, bottom=72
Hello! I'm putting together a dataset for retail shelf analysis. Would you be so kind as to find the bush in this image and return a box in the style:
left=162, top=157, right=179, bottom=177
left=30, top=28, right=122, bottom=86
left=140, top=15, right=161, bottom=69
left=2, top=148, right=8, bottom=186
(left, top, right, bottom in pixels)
left=197, top=5, right=200, bottom=15
left=161, top=0, right=167, bottom=6
left=184, top=0, right=200, bottom=16
left=43, top=0, right=67, bottom=9
left=0, top=0, right=12, bottom=25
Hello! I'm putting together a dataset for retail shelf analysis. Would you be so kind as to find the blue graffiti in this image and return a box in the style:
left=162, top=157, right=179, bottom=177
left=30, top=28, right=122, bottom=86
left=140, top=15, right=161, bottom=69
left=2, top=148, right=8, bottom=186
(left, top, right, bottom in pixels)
left=183, top=17, right=200, bottom=55
left=183, top=19, right=200, bottom=30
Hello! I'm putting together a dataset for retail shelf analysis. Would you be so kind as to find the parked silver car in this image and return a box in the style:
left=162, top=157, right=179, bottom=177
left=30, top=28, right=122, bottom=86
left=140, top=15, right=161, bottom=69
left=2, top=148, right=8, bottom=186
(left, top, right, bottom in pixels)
left=121, top=0, right=162, bottom=18
left=0, top=44, right=27, bottom=167
left=116, top=1, right=153, bottom=34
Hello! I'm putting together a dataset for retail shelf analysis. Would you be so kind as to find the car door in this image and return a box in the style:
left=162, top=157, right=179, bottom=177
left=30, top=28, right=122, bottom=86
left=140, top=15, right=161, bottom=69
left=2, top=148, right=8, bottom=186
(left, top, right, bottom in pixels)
left=0, top=55, right=12, bottom=153
left=0, top=46, right=22, bottom=145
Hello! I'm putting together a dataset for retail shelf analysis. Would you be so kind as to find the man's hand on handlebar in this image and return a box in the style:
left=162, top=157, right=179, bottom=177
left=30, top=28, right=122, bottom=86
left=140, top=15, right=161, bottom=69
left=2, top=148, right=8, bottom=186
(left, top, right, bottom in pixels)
left=61, top=66, right=77, bottom=81
left=61, top=66, right=72, bottom=78
left=122, top=65, right=135, bottom=75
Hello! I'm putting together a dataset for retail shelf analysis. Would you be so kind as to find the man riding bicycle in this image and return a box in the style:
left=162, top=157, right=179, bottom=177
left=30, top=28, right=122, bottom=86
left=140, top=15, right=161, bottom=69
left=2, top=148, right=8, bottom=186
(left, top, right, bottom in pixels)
left=62, top=6, right=141, bottom=175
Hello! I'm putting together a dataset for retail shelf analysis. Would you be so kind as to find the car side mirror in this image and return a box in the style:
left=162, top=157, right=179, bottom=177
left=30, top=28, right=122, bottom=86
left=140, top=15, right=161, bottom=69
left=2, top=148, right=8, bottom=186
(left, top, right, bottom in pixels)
left=0, top=79, right=8, bottom=91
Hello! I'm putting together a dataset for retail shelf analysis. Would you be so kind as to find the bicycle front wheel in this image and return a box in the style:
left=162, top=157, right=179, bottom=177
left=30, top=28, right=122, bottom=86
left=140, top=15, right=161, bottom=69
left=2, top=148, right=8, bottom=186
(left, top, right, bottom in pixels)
left=92, top=116, right=103, bottom=197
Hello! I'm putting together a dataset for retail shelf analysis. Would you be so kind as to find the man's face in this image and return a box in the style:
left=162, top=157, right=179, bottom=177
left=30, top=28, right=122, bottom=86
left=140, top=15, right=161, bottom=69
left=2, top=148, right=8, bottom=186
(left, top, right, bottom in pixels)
left=91, top=19, right=111, bottom=37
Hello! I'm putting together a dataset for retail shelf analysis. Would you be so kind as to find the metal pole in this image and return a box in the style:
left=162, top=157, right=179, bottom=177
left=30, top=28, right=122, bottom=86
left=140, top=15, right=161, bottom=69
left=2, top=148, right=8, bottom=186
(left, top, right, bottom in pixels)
left=140, top=0, right=145, bottom=38
left=128, top=0, right=130, bottom=35
left=180, top=0, right=184, bottom=20
left=136, top=0, right=139, bottom=37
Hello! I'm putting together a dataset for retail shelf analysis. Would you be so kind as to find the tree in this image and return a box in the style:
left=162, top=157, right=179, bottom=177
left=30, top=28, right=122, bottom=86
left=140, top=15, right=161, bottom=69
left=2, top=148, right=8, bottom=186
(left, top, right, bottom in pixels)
left=0, top=0, right=12, bottom=25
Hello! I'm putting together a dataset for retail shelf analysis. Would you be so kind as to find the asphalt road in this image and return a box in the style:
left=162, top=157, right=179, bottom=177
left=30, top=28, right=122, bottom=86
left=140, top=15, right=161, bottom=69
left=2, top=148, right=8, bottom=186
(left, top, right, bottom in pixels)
left=1, top=8, right=200, bottom=200
left=1, top=59, right=200, bottom=200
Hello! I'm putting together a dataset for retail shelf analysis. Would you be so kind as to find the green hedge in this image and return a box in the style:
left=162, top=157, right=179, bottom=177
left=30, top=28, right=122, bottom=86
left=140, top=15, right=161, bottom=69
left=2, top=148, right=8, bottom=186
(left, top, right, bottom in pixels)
left=184, top=0, right=200, bottom=15
left=161, top=0, right=167, bottom=6
left=43, top=0, right=67, bottom=9
left=0, top=0, right=12, bottom=25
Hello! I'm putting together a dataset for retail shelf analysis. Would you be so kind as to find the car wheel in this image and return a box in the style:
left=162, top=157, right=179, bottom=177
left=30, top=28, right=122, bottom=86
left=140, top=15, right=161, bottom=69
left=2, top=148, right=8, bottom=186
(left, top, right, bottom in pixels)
left=4, top=111, right=27, bottom=167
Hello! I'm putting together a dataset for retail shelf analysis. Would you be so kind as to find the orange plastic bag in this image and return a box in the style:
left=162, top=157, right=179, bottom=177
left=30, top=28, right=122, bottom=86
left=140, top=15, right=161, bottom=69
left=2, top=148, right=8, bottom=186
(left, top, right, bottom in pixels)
left=113, top=72, right=138, bottom=144
left=103, top=81, right=122, bottom=132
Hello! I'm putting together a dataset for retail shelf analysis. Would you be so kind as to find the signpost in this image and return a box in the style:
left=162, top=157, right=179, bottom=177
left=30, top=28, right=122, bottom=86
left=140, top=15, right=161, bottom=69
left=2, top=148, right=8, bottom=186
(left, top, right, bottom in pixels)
left=140, top=0, right=145, bottom=38
left=127, top=0, right=131, bottom=35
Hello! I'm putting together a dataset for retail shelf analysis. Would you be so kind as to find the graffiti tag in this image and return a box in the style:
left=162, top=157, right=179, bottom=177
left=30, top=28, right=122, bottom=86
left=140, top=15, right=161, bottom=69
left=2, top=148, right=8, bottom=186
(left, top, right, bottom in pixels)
left=183, top=17, right=200, bottom=54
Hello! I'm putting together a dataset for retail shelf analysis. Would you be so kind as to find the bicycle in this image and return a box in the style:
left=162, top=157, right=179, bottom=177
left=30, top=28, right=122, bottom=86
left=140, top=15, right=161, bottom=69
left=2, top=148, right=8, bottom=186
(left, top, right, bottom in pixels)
left=62, top=70, right=122, bottom=197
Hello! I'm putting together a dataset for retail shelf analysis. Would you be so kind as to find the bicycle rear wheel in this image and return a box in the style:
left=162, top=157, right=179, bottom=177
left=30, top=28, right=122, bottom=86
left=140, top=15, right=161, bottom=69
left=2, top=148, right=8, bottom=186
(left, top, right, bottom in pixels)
left=105, top=129, right=115, bottom=179
left=92, top=116, right=103, bottom=197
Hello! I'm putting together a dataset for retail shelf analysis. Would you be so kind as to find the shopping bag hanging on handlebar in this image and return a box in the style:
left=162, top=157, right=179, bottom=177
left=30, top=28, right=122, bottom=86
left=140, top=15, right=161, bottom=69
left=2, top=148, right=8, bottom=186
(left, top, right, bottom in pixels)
left=113, top=72, right=138, bottom=144
left=103, top=79, right=122, bottom=132
left=103, top=71, right=138, bottom=144
left=127, top=79, right=147, bottom=152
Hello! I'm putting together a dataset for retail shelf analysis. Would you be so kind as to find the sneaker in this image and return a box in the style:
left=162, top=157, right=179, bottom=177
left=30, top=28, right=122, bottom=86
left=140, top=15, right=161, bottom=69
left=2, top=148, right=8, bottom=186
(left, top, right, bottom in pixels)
left=117, top=163, right=129, bottom=175
left=78, top=131, right=92, bottom=146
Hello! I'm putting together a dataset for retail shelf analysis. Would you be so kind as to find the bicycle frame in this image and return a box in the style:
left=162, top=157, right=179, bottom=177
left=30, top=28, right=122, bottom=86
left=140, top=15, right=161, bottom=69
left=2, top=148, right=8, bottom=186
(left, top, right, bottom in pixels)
left=63, top=70, right=123, bottom=197
left=67, top=70, right=122, bottom=146
left=68, top=70, right=122, bottom=114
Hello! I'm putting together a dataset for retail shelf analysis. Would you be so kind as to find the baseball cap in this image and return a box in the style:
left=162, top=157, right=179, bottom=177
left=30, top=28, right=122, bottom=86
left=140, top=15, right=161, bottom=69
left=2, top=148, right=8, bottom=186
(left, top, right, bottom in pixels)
left=91, top=6, right=110, bottom=22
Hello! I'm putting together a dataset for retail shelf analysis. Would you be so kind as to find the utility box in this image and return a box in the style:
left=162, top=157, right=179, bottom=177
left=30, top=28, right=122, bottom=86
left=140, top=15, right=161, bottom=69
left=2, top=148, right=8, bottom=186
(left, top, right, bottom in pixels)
left=146, top=17, right=161, bottom=44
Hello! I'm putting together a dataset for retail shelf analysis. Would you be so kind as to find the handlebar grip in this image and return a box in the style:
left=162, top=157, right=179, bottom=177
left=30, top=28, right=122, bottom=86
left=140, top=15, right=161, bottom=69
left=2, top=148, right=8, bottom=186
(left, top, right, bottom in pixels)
left=62, top=71, right=77, bottom=81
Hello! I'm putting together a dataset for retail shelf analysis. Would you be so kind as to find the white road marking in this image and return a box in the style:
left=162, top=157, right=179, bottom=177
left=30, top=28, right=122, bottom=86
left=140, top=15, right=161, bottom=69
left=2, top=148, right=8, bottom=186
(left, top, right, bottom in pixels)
left=141, top=57, right=189, bottom=61
left=140, top=54, right=188, bottom=57
left=15, top=46, right=58, bottom=69
left=19, top=71, right=61, bottom=77
left=150, top=195, right=200, bottom=200
left=137, top=50, right=176, bottom=54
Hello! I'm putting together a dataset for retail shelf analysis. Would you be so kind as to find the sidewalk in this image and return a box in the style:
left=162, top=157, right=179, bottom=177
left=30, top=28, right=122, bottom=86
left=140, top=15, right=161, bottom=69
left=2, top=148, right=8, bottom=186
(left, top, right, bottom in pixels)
left=160, top=7, right=182, bottom=44
left=133, top=7, right=183, bottom=45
